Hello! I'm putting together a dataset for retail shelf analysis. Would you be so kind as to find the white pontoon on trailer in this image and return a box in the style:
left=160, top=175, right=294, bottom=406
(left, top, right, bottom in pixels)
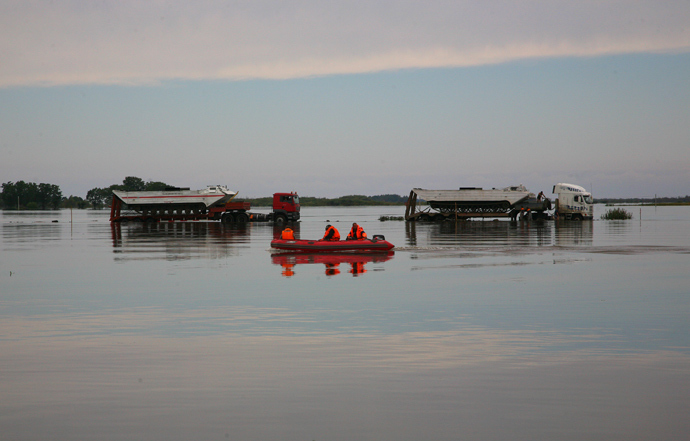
left=112, top=185, right=237, bottom=211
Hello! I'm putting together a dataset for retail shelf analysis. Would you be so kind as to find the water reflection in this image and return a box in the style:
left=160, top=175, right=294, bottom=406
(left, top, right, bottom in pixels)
left=405, top=219, right=593, bottom=249
left=271, top=251, right=394, bottom=277
left=109, top=221, right=271, bottom=261
left=1, top=222, right=63, bottom=245
left=3, top=208, right=690, bottom=440
left=554, top=220, right=593, bottom=247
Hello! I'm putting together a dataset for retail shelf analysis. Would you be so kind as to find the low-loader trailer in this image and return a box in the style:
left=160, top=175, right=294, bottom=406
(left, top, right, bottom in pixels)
left=110, top=188, right=300, bottom=224
left=405, top=183, right=592, bottom=221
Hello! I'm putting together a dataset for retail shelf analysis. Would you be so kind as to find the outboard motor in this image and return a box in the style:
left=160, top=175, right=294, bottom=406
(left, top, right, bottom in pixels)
left=372, top=234, right=385, bottom=242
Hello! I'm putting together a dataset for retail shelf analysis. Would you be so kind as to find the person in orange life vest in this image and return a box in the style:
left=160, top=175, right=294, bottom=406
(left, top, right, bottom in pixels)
left=346, top=223, right=367, bottom=240
left=280, top=227, right=295, bottom=240
left=322, top=224, right=340, bottom=241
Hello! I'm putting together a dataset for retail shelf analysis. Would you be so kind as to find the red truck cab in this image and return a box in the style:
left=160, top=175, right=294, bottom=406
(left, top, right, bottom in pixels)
left=273, top=192, right=300, bottom=223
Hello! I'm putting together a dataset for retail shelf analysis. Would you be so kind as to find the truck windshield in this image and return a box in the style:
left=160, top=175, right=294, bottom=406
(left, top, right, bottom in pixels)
left=293, top=196, right=299, bottom=204
left=583, top=194, right=593, bottom=204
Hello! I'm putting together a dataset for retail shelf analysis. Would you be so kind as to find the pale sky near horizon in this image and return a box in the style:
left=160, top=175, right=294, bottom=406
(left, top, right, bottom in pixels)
left=1, top=0, right=689, bottom=199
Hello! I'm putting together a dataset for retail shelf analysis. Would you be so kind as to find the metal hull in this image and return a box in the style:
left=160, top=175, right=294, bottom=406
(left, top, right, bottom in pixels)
left=413, top=187, right=530, bottom=208
left=112, top=186, right=237, bottom=210
left=408, top=186, right=531, bottom=216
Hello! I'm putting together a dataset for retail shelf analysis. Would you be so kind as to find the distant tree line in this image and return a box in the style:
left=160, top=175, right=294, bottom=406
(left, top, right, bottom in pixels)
left=86, top=176, right=169, bottom=209
left=1, top=181, right=63, bottom=210
left=0, top=177, right=172, bottom=210
left=595, top=196, right=690, bottom=205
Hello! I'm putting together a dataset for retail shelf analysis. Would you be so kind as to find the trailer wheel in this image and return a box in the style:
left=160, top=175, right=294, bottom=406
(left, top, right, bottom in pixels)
left=274, top=214, right=288, bottom=225
left=235, top=212, right=249, bottom=223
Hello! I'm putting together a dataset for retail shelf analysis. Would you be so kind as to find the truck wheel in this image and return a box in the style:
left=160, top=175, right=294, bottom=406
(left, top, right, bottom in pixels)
left=274, top=214, right=288, bottom=225
left=221, top=213, right=234, bottom=224
left=572, top=214, right=583, bottom=221
left=235, top=212, right=249, bottom=223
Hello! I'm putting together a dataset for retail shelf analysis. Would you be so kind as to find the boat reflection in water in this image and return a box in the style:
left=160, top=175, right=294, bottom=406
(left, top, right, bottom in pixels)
left=271, top=251, right=394, bottom=277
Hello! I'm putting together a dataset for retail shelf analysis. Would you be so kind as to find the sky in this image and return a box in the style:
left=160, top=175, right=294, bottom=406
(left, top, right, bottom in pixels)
left=1, top=0, right=689, bottom=199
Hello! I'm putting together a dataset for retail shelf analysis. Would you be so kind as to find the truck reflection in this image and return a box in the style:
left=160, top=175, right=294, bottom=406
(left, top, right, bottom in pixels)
left=271, top=252, right=394, bottom=277
left=405, top=219, right=593, bottom=248
left=109, top=221, right=260, bottom=261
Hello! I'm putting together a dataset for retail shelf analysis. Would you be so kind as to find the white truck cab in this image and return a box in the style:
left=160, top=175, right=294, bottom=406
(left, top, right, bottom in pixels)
left=552, top=183, right=593, bottom=220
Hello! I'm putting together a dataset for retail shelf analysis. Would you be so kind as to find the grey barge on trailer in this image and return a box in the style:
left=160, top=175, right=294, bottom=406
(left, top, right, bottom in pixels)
left=404, top=185, right=551, bottom=221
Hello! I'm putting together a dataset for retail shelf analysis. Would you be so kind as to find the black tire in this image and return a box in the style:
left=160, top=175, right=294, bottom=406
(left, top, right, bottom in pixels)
left=274, top=214, right=288, bottom=225
left=572, top=214, right=583, bottom=221
left=235, top=212, right=249, bottom=223
left=221, top=213, right=234, bottom=224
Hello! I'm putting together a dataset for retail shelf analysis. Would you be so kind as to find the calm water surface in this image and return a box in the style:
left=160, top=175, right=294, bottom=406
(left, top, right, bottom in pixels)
left=1, top=205, right=689, bottom=440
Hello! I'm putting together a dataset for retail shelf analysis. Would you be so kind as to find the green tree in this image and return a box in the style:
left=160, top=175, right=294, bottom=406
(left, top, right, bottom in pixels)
left=145, top=181, right=169, bottom=191
left=122, top=176, right=146, bottom=191
left=86, top=187, right=113, bottom=209
left=62, top=195, right=88, bottom=209
left=1, top=181, right=18, bottom=208
left=16, top=181, right=39, bottom=208
left=37, top=183, right=62, bottom=209
left=2, top=181, right=62, bottom=210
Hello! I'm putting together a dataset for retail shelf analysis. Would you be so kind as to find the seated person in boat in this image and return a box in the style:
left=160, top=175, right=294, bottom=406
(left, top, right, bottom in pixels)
left=346, top=223, right=367, bottom=240
left=322, top=224, right=340, bottom=241
left=280, top=227, right=295, bottom=240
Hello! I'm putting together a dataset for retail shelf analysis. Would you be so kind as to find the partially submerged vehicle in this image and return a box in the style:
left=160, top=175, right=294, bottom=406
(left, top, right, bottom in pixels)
left=110, top=188, right=300, bottom=224
left=405, top=182, right=593, bottom=221
left=553, top=183, right=594, bottom=220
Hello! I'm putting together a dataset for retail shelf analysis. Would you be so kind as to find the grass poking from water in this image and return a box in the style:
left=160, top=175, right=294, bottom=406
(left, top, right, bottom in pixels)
left=601, top=208, right=633, bottom=220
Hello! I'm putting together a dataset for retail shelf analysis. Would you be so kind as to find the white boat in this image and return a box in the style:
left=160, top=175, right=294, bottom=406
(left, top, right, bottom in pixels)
left=112, top=185, right=237, bottom=209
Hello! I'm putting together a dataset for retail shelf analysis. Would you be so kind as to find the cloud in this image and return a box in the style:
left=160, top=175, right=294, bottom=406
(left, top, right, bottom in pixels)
left=2, top=0, right=689, bottom=87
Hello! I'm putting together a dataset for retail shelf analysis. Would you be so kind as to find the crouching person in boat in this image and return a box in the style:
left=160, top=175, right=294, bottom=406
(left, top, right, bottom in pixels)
left=280, top=227, right=295, bottom=240
left=322, top=224, right=340, bottom=241
left=346, top=223, right=367, bottom=241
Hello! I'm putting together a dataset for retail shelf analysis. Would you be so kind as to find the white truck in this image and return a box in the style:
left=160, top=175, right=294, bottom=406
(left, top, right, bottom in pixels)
left=553, top=183, right=593, bottom=220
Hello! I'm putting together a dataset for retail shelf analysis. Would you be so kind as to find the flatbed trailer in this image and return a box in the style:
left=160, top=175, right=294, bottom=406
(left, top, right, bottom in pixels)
left=109, top=192, right=300, bottom=224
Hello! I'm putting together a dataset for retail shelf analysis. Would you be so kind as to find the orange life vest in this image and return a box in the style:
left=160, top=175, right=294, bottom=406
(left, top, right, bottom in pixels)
left=280, top=228, right=295, bottom=240
left=323, top=225, right=340, bottom=241
left=348, top=224, right=366, bottom=240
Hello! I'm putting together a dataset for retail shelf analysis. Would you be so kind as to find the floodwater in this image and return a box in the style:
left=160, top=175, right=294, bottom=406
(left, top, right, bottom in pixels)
left=1, top=205, right=689, bottom=441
